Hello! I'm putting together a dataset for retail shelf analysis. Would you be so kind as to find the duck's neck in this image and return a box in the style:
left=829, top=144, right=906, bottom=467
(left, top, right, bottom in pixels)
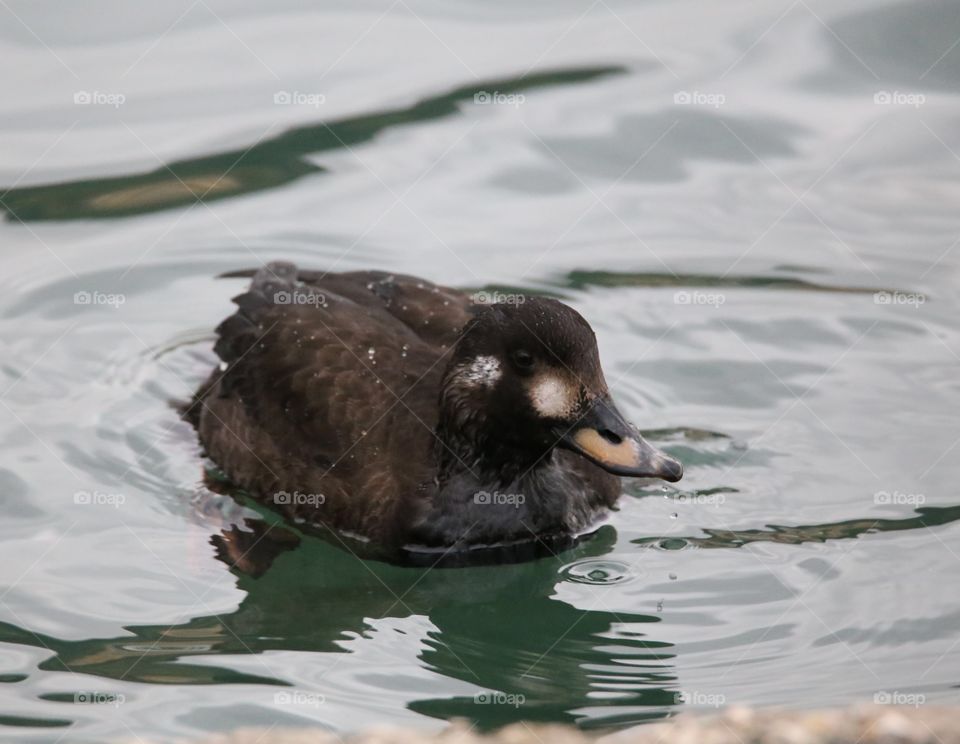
left=411, top=419, right=599, bottom=549
left=434, top=415, right=550, bottom=487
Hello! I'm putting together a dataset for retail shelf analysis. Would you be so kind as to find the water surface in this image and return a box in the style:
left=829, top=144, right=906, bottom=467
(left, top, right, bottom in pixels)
left=1, top=0, right=959, bottom=740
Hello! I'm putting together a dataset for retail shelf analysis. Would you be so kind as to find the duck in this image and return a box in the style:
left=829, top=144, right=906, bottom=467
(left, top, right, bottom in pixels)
left=187, top=261, right=682, bottom=562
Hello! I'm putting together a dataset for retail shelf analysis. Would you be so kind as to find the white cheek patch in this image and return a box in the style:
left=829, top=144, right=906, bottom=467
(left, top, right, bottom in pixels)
left=457, top=355, right=502, bottom=388
left=530, top=375, right=577, bottom=418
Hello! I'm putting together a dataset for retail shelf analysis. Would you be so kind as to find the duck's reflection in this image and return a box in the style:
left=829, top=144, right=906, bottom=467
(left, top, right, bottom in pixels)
left=1, top=518, right=676, bottom=728
left=4, top=503, right=959, bottom=729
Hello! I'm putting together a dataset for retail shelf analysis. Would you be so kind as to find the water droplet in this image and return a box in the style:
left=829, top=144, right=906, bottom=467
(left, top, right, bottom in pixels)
left=560, top=560, right=636, bottom=585
left=659, top=538, right=688, bottom=550
left=656, top=600, right=663, bottom=612
left=670, top=513, right=678, bottom=519
left=669, top=573, right=677, bottom=580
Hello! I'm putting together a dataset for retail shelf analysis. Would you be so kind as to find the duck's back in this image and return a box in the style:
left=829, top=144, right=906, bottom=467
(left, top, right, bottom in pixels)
left=190, top=262, right=474, bottom=544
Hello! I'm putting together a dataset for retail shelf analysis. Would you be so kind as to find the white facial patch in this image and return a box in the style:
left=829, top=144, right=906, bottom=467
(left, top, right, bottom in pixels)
left=457, top=355, right=502, bottom=388
left=530, top=374, right=577, bottom=418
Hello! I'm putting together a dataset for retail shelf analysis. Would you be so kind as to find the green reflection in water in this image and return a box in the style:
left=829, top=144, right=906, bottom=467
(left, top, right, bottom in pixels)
left=1, top=66, right=624, bottom=223
left=635, top=505, right=960, bottom=550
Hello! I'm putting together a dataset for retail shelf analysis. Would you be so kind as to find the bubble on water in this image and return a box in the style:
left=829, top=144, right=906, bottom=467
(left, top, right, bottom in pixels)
left=560, top=560, right=636, bottom=585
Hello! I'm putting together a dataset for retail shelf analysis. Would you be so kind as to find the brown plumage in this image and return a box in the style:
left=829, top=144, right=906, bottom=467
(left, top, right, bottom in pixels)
left=188, top=262, right=681, bottom=564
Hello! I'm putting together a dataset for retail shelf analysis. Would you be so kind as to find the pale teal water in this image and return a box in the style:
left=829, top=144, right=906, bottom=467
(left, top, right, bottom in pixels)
left=1, top=0, right=959, bottom=741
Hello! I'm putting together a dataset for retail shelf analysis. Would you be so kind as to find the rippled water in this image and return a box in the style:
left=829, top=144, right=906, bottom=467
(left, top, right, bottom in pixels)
left=2, top=0, right=960, bottom=740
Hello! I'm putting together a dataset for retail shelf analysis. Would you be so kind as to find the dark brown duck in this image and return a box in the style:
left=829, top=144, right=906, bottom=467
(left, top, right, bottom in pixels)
left=188, top=262, right=682, bottom=562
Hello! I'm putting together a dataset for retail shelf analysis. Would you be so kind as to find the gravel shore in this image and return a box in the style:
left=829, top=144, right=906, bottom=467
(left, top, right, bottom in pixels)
left=153, top=705, right=958, bottom=744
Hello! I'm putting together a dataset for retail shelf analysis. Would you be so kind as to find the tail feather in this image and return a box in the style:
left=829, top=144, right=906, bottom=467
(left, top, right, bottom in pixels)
left=213, top=261, right=300, bottom=372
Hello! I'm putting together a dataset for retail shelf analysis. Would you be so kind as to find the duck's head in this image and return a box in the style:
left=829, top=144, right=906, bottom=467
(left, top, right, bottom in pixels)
left=440, top=297, right=682, bottom=482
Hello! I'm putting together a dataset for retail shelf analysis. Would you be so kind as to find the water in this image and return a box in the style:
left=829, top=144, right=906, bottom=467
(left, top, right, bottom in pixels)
left=1, top=0, right=959, bottom=740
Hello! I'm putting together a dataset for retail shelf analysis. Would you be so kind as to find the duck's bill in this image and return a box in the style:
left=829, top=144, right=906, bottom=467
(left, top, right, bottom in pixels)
left=554, top=399, right=683, bottom=481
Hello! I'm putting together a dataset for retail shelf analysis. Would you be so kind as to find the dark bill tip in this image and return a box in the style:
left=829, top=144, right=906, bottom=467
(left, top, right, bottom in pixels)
left=555, top=398, right=683, bottom=481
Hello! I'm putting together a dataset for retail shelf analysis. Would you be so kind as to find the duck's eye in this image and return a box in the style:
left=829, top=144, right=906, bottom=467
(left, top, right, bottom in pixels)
left=511, top=349, right=535, bottom=371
